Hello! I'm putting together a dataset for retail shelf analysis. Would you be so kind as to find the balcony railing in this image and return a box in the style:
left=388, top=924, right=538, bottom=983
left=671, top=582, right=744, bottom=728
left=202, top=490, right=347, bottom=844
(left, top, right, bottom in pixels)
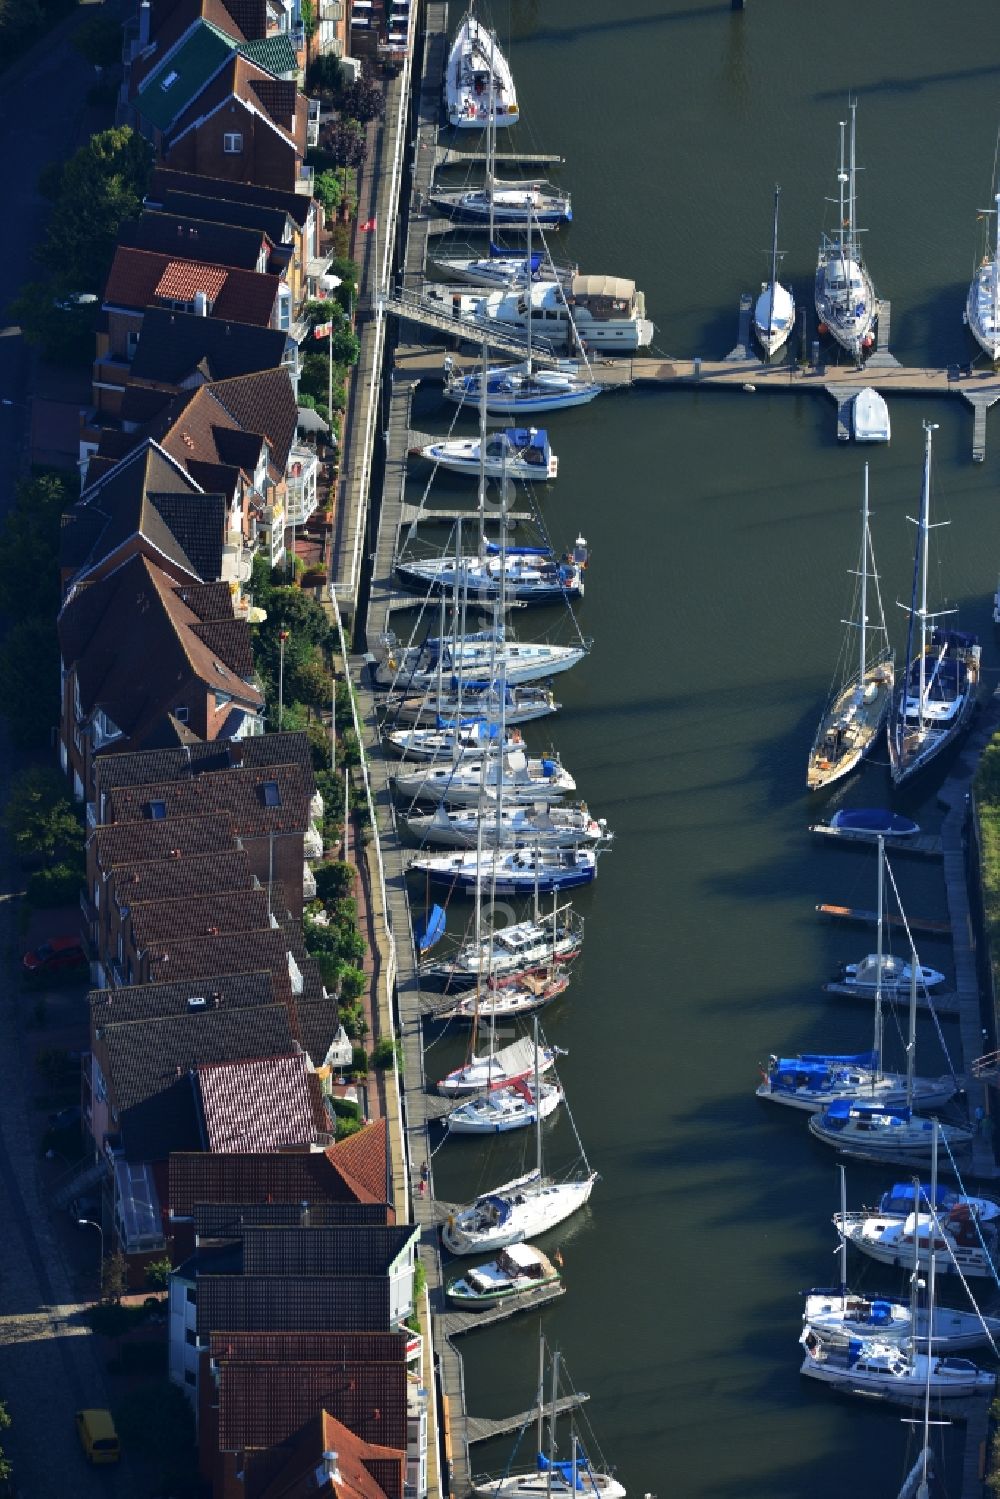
left=295, top=163, right=314, bottom=197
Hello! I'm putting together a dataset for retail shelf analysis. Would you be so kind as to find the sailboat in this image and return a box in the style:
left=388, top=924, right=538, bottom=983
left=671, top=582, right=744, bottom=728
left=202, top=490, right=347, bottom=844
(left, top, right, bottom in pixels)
left=444, top=6, right=518, bottom=130
left=412, top=844, right=599, bottom=895
left=753, top=184, right=795, bottom=357
left=383, top=683, right=559, bottom=728
left=443, top=195, right=600, bottom=415
left=835, top=1178, right=1000, bottom=1278
left=758, top=838, right=955, bottom=1114
left=807, top=464, right=894, bottom=790
left=412, top=426, right=559, bottom=482
left=430, top=181, right=572, bottom=227
left=889, top=423, right=981, bottom=786
left=420, top=905, right=584, bottom=987
left=801, top=1126, right=996, bottom=1403
left=815, top=100, right=878, bottom=362
left=445, top=1017, right=565, bottom=1132
left=386, top=719, right=523, bottom=761
left=373, top=630, right=586, bottom=691
left=393, top=748, right=576, bottom=806
left=473, top=1345, right=625, bottom=1499
left=407, top=801, right=609, bottom=849
left=965, top=190, right=1000, bottom=360
left=432, top=965, right=570, bottom=1022
left=436, top=1032, right=559, bottom=1096
left=429, top=244, right=570, bottom=291
left=803, top=1166, right=1000, bottom=1351
left=396, top=537, right=589, bottom=606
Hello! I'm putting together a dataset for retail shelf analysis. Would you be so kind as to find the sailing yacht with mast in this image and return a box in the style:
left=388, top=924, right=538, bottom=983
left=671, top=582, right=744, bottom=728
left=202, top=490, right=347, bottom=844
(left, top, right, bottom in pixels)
left=803, top=1167, right=1000, bottom=1351
left=444, top=7, right=518, bottom=129
left=815, top=100, right=878, bottom=362
left=807, top=465, right=893, bottom=790
left=758, top=838, right=955, bottom=1113
left=889, top=423, right=981, bottom=786
left=753, top=184, right=795, bottom=357
left=966, top=191, right=1000, bottom=360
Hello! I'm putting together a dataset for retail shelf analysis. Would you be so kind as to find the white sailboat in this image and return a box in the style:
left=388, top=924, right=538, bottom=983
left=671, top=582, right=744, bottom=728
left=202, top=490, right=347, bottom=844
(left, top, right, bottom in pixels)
left=758, top=838, right=955, bottom=1114
left=889, top=422, right=981, bottom=786
left=437, top=1033, right=559, bottom=1097
left=753, top=184, right=795, bottom=357
left=965, top=191, right=1000, bottom=360
left=807, top=464, right=894, bottom=790
left=432, top=965, right=570, bottom=1022
left=383, top=683, right=559, bottom=727
left=386, top=721, right=523, bottom=761
left=803, top=1167, right=1000, bottom=1351
left=373, top=631, right=587, bottom=690
left=420, top=906, right=584, bottom=987
left=445, top=1019, right=564, bottom=1132
left=407, top=801, right=608, bottom=850
left=412, top=426, right=559, bottom=482
left=393, top=748, right=576, bottom=806
left=815, top=100, right=878, bottom=362
left=802, top=1126, right=996, bottom=1404
left=444, top=7, right=518, bottom=130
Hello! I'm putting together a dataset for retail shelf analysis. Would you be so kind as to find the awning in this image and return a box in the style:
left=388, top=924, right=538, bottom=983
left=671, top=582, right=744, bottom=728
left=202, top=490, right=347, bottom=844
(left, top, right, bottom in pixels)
left=297, top=405, right=330, bottom=434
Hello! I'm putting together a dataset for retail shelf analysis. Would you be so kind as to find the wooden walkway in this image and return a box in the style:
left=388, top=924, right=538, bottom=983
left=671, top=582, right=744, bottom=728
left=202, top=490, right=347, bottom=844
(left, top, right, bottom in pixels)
left=816, top=903, right=952, bottom=937
left=439, top=1283, right=566, bottom=1339
left=466, top=1393, right=589, bottom=1447
left=961, top=1396, right=990, bottom=1498
left=809, top=824, right=943, bottom=859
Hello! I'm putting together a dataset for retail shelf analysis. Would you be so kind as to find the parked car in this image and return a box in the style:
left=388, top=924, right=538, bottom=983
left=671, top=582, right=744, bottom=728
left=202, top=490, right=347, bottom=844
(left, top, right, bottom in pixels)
left=22, top=936, right=87, bottom=978
left=75, top=1409, right=119, bottom=1465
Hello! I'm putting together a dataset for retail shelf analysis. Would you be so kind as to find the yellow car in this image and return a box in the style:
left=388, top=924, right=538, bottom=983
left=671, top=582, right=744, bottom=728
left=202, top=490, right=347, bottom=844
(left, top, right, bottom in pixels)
left=75, top=1409, right=120, bottom=1465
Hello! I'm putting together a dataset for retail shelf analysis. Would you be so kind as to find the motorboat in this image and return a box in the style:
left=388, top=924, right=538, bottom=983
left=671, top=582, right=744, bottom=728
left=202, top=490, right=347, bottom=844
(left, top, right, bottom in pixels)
left=800, top=1327, right=994, bottom=1401
left=411, top=845, right=599, bottom=895
left=807, top=466, right=893, bottom=790
left=838, top=953, right=946, bottom=993
left=852, top=387, right=891, bottom=441
left=412, top=426, right=559, bottom=481
left=406, top=802, right=609, bottom=849
left=823, top=808, right=920, bottom=839
left=445, top=1243, right=561, bottom=1306
left=965, top=191, right=1000, bottom=360
left=753, top=184, right=795, bottom=357
left=446, top=1075, right=564, bottom=1133
left=873, top=1179, right=1000, bottom=1224
left=444, top=8, right=518, bottom=130
left=430, top=276, right=654, bottom=353
left=393, top=748, right=576, bottom=806
left=889, top=424, right=981, bottom=785
left=814, top=100, right=878, bottom=361
left=386, top=720, right=524, bottom=761
left=420, top=910, right=584, bottom=987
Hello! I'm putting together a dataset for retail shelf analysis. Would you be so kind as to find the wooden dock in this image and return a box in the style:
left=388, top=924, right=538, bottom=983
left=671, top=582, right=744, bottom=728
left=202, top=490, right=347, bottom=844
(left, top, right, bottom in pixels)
left=821, top=981, right=960, bottom=1015
left=724, top=292, right=753, bottom=362
left=439, top=1283, right=566, bottom=1338
left=961, top=1395, right=990, bottom=1498
left=809, top=823, right=944, bottom=859
left=434, top=146, right=563, bottom=169
left=816, top=903, right=952, bottom=938
left=466, top=1393, right=589, bottom=1447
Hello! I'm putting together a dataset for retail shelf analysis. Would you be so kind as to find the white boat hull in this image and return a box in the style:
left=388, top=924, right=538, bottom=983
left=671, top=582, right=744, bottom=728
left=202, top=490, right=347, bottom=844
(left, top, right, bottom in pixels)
left=803, top=1292, right=1000, bottom=1352
left=442, top=1171, right=595, bottom=1255
left=807, top=661, right=893, bottom=791
left=416, top=439, right=558, bottom=482
left=756, top=1072, right=956, bottom=1115
left=446, top=1083, right=563, bottom=1134
left=474, top=1474, right=625, bottom=1499
left=966, top=259, right=1000, bottom=360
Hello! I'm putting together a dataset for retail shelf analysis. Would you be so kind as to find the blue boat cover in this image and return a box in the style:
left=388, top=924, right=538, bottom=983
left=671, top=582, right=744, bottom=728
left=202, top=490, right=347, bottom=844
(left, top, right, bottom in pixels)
left=415, top=905, right=446, bottom=953
left=799, top=1052, right=879, bottom=1069
left=932, top=627, right=979, bottom=650
left=541, top=759, right=558, bottom=777
left=479, top=1195, right=512, bottom=1223
left=831, top=808, right=919, bottom=836
left=483, top=542, right=553, bottom=557
left=537, top=1453, right=592, bottom=1489
left=869, top=1300, right=893, bottom=1327
left=490, top=246, right=542, bottom=272
left=879, top=1182, right=960, bottom=1215
left=506, top=427, right=549, bottom=450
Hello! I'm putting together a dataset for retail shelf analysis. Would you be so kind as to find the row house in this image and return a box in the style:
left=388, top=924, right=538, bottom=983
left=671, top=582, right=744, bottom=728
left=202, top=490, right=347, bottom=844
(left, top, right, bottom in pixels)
left=104, top=884, right=290, bottom=988
left=239, top=1409, right=405, bottom=1499
left=126, top=306, right=298, bottom=412
left=58, top=554, right=263, bottom=804
left=61, top=440, right=242, bottom=593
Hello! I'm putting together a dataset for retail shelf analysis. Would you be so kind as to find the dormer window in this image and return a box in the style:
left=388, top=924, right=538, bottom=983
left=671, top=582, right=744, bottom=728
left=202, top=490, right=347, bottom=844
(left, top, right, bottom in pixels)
left=261, top=781, right=281, bottom=808
left=161, top=69, right=180, bottom=90
left=146, top=800, right=167, bottom=820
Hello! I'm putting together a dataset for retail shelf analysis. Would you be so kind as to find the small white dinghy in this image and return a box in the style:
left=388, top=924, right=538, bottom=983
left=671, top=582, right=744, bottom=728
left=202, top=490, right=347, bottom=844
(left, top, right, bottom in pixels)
left=852, top=387, right=890, bottom=442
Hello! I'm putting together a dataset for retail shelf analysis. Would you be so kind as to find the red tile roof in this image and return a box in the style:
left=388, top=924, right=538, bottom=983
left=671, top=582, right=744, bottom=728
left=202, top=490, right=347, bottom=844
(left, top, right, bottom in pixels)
left=218, top=1359, right=407, bottom=1452
left=155, top=260, right=229, bottom=303
left=103, top=245, right=279, bottom=326
left=248, top=1410, right=404, bottom=1499
left=197, top=1053, right=327, bottom=1152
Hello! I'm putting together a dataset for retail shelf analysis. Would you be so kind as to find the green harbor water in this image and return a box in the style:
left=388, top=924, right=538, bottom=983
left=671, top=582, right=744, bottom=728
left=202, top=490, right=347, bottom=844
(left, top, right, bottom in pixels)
left=413, top=3, right=1000, bottom=1492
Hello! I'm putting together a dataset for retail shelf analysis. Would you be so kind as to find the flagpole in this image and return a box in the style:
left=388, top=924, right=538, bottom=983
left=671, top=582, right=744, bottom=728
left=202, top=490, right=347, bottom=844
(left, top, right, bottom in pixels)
left=327, top=317, right=333, bottom=432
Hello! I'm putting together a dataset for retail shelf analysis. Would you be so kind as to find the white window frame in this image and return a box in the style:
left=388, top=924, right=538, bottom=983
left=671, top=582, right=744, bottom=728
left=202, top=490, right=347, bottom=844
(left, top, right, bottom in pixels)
left=223, top=131, right=243, bottom=154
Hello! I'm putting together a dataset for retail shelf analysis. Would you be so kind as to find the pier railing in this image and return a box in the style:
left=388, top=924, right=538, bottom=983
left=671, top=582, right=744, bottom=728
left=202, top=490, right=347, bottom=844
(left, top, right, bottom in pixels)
left=378, top=287, right=565, bottom=366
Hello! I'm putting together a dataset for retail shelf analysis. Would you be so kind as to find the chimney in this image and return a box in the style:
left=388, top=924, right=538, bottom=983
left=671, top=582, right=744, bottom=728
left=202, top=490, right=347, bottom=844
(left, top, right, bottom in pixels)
left=321, top=1452, right=340, bottom=1482
left=193, top=290, right=208, bottom=317
left=299, top=1200, right=310, bottom=1227
left=138, top=0, right=151, bottom=45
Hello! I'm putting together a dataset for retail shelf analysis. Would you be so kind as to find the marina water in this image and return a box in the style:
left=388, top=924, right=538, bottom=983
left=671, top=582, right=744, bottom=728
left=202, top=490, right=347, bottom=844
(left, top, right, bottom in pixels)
left=416, top=3, right=1000, bottom=1492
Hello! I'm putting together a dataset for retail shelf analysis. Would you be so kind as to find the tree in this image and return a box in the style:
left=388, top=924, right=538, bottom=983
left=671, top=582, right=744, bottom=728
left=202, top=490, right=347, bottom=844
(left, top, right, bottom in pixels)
left=73, top=13, right=123, bottom=66
left=37, top=127, right=153, bottom=293
left=102, top=1249, right=127, bottom=1304
left=4, top=768, right=83, bottom=864
left=0, top=617, right=61, bottom=750
left=315, top=861, right=355, bottom=904
left=313, top=169, right=343, bottom=218
left=145, top=1256, right=173, bottom=1290
left=0, top=472, right=71, bottom=619
left=300, top=0, right=317, bottom=35
left=307, top=53, right=343, bottom=96
left=331, top=327, right=360, bottom=366
left=339, top=68, right=385, bottom=123
left=320, top=118, right=368, bottom=169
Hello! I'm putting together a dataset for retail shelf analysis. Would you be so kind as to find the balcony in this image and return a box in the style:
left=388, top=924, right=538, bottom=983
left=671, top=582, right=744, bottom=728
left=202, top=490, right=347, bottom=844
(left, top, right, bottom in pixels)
left=295, top=163, right=314, bottom=197
left=286, top=446, right=320, bottom=527
left=221, top=539, right=253, bottom=586
left=307, top=97, right=321, bottom=148
left=319, top=0, right=343, bottom=16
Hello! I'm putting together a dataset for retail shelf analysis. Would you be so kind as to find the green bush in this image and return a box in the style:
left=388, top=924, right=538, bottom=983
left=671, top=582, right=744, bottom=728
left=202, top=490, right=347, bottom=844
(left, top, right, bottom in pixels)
left=73, top=14, right=123, bottom=66
left=4, top=768, right=82, bottom=864
left=315, top=860, right=354, bottom=903
left=339, top=965, right=366, bottom=1003
left=145, top=1256, right=173, bottom=1290
left=351, top=1045, right=369, bottom=1076
left=336, top=1114, right=363, bottom=1140
left=370, top=1036, right=400, bottom=1071
left=313, top=169, right=343, bottom=217
left=331, top=1095, right=360, bottom=1120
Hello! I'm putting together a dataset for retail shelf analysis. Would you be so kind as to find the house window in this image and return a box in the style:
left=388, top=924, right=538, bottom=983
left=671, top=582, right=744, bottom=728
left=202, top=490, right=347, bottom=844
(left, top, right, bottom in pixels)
left=214, top=691, right=232, bottom=711
left=174, top=706, right=189, bottom=723
left=261, top=780, right=281, bottom=808
left=126, top=329, right=139, bottom=360
left=223, top=132, right=243, bottom=153
left=276, top=284, right=291, bottom=332
left=160, top=69, right=180, bottom=91
left=185, top=1329, right=197, bottom=1346
left=145, top=800, right=166, bottom=820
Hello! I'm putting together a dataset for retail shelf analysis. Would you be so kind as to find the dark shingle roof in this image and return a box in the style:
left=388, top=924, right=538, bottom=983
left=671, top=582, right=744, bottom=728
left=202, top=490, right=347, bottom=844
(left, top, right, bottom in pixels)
left=244, top=1410, right=404, bottom=1499
left=240, top=1226, right=417, bottom=1278
left=120, top=211, right=268, bottom=272
left=129, top=305, right=290, bottom=386
left=102, top=762, right=315, bottom=840
left=128, top=886, right=276, bottom=950
left=140, top=927, right=302, bottom=986
left=90, top=812, right=237, bottom=871
left=107, top=846, right=254, bottom=907
left=193, top=1202, right=392, bottom=1238
left=103, top=245, right=279, bottom=327
left=99, top=1004, right=297, bottom=1110
left=170, top=1122, right=391, bottom=1216
left=93, top=732, right=314, bottom=802
left=247, top=75, right=297, bottom=130
left=148, top=166, right=311, bottom=228
left=90, top=969, right=277, bottom=1025
left=217, top=1359, right=407, bottom=1453
left=203, top=367, right=298, bottom=471
left=198, top=1276, right=392, bottom=1336
left=209, top=1331, right=406, bottom=1363
left=64, top=440, right=205, bottom=581
left=154, top=189, right=292, bottom=247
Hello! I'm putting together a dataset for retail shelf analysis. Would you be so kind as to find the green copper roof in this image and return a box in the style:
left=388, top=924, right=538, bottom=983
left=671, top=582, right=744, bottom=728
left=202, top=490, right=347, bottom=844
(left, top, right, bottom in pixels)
left=237, top=34, right=298, bottom=77
left=136, top=20, right=239, bottom=131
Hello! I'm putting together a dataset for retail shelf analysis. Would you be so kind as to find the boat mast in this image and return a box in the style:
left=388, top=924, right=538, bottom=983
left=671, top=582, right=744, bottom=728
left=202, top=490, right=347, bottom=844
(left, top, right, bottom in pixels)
left=916, top=423, right=937, bottom=738
left=838, top=1164, right=848, bottom=1294
left=848, top=99, right=858, bottom=263
left=768, top=183, right=781, bottom=349
left=994, top=191, right=1000, bottom=342
left=908, top=1169, right=921, bottom=1361
left=918, top=1124, right=939, bottom=1499
left=905, top=933, right=918, bottom=1112
left=547, top=1349, right=561, bottom=1486
left=535, top=1332, right=546, bottom=1455
left=858, top=463, right=869, bottom=687
left=873, top=834, right=885, bottom=1084
left=525, top=192, right=533, bottom=375
left=836, top=117, right=847, bottom=278
left=487, top=29, right=497, bottom=250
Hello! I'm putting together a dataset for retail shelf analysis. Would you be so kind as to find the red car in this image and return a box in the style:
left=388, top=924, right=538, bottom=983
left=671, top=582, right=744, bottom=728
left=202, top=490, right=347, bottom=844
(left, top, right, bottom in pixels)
left=22, top=936, right=87, bottom=977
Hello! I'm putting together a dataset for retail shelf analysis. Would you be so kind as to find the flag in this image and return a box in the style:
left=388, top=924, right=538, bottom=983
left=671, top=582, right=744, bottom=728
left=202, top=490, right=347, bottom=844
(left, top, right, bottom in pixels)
left=360, top=215, right=377, bottom=232
left=312, top=322, right=333, bottom=339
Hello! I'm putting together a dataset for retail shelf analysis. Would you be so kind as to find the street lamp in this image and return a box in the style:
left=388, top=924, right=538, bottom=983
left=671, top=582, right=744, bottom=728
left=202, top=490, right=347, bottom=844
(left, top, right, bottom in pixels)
left=278, top=628, right=290, bottom=731
left=78, top=1218, right=104, bottom=1294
